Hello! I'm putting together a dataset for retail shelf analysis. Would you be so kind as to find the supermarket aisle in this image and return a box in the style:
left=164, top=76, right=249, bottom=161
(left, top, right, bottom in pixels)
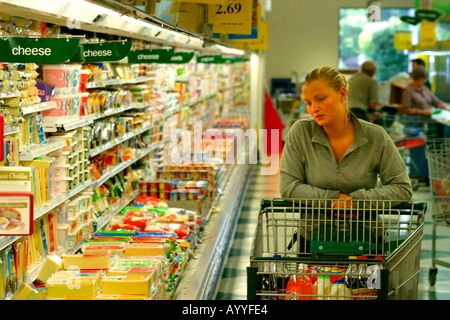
left=216, top=160, right=281, bottom=300
left=216, top=163, right=450, bottom=300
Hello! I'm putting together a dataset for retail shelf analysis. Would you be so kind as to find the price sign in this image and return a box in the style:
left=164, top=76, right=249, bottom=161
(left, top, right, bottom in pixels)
left=419, top=22, right=437, bottom=48
left=208, top=0, right=252, bottom=35
left=394, top=32, right=412, bottom=50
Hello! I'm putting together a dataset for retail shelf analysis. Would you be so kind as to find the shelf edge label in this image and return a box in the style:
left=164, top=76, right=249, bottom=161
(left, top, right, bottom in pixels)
left=0, top=37, right=80, bottom=63
left=69, top=41, right=132, bottom=63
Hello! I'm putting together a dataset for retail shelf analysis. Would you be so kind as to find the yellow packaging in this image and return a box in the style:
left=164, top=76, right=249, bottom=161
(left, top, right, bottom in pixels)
left=46, top=277, right=99, bottom=299
left=124, top=243, right=168, bottom=257
left=107, top=266, right=158, bottom=284
left=95, top=293, right=149, bottom=300
left=62, top=252, right=110, bottom=270
left=101, top=275, right=152, bottom=295
left=36, top=254, right=62, bottom=283
left=11, top=283, right=38, bottom=300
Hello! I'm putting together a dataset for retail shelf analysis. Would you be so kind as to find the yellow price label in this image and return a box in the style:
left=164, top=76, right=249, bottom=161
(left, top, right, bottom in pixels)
left=208, top=0, right=253, bottom=35
left=394, top=32, right=412, bottom=50
left=419, top=22, right=437, bottom=48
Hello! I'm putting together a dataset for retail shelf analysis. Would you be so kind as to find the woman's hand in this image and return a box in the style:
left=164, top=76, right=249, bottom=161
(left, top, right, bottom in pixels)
left=333, top=193, right=358, bottom=218
left=332, top=193, right=353, bottom=209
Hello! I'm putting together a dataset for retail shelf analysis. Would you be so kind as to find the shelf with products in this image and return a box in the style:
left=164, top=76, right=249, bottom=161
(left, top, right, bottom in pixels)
left=18, top=140, right=67, bottom=161
left=88, top=123, right=153, bottom=158
left=0, top=10, right=251, bottom=302
left=92, top=140, right=163, bottom=188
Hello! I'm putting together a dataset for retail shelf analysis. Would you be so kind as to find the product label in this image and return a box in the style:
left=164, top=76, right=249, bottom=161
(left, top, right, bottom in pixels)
left=0, top=37, right=80, bottom=63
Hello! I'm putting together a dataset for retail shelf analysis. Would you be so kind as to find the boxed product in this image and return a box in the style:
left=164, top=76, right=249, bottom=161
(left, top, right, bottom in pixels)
left=62, top=251, right=111, bottom=270
left=101, top=275, right=152, bottom=295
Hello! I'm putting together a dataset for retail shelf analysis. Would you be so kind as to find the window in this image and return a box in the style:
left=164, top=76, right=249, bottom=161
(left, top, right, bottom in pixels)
left=338, top=8, right=415, bottom=82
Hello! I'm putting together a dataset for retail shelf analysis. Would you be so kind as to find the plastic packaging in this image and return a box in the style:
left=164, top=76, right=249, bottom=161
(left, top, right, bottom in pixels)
left=329, top=279, right=352, bottom=300
left=285, top=263, right=316, bottom=300
left=316, top=275, right=332, bottom=300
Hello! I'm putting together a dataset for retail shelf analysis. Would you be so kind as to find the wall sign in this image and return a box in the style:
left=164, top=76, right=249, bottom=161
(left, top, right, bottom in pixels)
left=127, top=49, right=175, bottom=63
left=0, top=37, right=80, bottom=63
left=69, top=41, right=132, bottom=63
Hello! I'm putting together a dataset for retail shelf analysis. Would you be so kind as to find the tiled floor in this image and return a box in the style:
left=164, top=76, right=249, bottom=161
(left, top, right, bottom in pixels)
left=216, top=159, right=450, bottom=300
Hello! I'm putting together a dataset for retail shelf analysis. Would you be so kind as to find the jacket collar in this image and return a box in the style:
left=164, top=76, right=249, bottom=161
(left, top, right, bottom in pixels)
left=311, top=112, right=369, bottom=151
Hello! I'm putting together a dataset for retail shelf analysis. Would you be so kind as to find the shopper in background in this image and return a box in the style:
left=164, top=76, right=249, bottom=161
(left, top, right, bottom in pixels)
left=411, top=58, right=431, bottom=89
left=402, top=66, right=447, bottom=117
left=280, top=66, right=412, bottom=205
left=347, top=61, right=379, bottom=121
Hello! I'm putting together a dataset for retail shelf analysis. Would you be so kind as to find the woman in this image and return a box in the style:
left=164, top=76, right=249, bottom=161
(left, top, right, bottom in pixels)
left=402, top=66, right=447, bottom=116
left=280, top=67, right=412, bottom=204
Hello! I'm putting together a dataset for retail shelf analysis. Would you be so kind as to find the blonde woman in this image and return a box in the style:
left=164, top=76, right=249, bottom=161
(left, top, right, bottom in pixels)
left=280, top=66, right=412, bottom=203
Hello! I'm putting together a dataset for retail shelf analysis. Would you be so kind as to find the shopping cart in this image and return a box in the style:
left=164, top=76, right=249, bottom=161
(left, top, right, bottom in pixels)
left=247, top=198, right=427, bottom=300
left=379, top=113, right=443, bottom=189
left=425, top=138, right=450, bottom=286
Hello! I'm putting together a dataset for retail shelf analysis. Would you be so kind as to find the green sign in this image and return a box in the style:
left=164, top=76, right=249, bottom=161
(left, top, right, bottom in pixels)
left=400, top=16, right=421, bottom=25
left=167, top=52, right=195, bottom=64
left=127, top=49, right=174, bottom=63
left=69, top=41, right=132, bottom=63
left=197, top=55, right=224, bottom=64
left=415, top=9, right=442, bottom=21
left=0, top=37, right=80, bottom=63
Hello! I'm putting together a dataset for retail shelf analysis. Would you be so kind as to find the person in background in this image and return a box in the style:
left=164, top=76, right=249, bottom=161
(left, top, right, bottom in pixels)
left=347, top=61, right=379, bottom=121
left=280, top=66, right=412, bottom=204
left=411, top=58, right=431, bottom=89
left=402, top=66, right=447, bottom=117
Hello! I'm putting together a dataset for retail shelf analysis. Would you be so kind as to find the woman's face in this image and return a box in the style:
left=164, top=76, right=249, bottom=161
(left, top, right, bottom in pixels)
left=302, top=79, right=347, bottom=126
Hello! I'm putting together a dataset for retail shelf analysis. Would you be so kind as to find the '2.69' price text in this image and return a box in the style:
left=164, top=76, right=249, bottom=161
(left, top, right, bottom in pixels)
left=215, top=2, right=242, bottom=15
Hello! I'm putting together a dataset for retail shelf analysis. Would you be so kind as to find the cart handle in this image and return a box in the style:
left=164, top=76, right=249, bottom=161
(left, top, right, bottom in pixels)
left=260, top=198, right=426, bottom=213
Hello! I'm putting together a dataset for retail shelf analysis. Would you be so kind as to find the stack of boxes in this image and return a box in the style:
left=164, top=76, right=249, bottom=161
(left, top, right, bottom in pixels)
left=47, top=128, right=90, bottom=198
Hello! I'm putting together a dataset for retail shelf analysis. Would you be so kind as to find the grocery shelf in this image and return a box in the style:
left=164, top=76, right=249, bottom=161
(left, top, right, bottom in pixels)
left=86, top=76, right=154, bottom=89
left=34, top=180, right=93, bottom=221
left=89, top=124, right=153, bottom=158
left=43, top=118, right=93, bottom=133
left=86, top=102, right=150, bottom=122
left=19, top=140, right=67, bottom=161
left=93, top=140, right=163, bottom=187
left=4, top=124, right=20, bottom=136
left=173, top=160, right=255, bottom=300
left=21, top=101, right=57, bottom=116
left=27, top=188, right=140, bottom=281
left=0, top=180, right=93, bottom=252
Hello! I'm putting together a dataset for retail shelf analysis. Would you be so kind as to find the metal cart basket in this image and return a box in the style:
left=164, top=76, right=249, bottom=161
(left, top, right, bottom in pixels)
left=247, top=198, right=426, bottom=300
left=425, top=138, right=450, bottom=285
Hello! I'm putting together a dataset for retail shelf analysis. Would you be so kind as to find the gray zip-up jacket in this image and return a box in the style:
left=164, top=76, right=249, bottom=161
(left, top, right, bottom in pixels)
left=280, top=113, right=412, bottom=201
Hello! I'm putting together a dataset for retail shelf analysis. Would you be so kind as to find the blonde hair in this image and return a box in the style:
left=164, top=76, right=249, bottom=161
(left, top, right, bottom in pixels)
left=303, top=66, right=350, bottom=119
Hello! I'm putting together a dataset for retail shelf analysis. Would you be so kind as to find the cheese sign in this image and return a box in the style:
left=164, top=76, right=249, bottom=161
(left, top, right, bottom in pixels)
left=208, top=0, right=253, bottom=35
left=0, top=37, right=79, bottom=63
left=127, top=49, right=175, bottom=63
left=69, top=41, right=132, bottom=63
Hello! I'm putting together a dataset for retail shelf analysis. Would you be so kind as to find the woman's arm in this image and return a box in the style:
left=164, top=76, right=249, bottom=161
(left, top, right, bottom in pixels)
left=348, top=130, right=412, bottom=201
